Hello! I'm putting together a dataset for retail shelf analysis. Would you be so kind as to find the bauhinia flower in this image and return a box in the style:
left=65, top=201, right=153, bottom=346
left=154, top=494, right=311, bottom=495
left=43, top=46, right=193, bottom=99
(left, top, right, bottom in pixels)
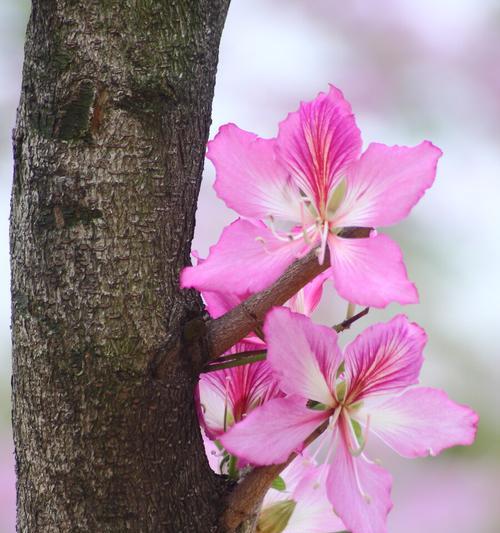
left=257, top=455, right=345, bottom=533
left=181, top=85, right=442, bottom=307
left=198, top=341, right=283, bottom=440
left=220, top=308, right=478, bottom=533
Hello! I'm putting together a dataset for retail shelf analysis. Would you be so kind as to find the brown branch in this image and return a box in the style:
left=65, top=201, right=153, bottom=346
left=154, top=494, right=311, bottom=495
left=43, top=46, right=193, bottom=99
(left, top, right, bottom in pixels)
left=222, top=420, right=329, bottom=532
left=206, top=249, right=329, bottom=360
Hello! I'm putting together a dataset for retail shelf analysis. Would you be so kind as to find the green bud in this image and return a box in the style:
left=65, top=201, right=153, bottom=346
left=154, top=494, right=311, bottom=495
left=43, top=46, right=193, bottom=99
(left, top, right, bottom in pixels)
left=271, top=475, right=286, bottom=491
left=257, top=500, right=296, bottom=533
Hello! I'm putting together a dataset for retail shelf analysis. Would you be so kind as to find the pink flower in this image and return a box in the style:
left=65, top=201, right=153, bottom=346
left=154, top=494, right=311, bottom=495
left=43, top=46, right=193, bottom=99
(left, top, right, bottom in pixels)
left=182, top=86, right=442, bottom=307
left=198, top=342, right=283, bottom=439
left=220, top=308, right=478, bottom=533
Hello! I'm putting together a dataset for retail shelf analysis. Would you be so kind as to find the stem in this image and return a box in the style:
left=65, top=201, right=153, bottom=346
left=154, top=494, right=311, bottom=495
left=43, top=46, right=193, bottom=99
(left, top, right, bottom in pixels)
left=203, top=352, right=267, bottom=373
left=346, top=301, right=356, bottom=320
left=333, top=307, right=370, bottom=333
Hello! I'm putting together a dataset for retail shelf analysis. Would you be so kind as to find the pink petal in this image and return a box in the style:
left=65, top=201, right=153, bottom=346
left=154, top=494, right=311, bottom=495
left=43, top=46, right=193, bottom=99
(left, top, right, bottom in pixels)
left=264, top=307, right=341, bottom=405
left=360, top=387, right=478, bottom=458
left=332, top=141, right=442, bottom=228
left=344, top=315, right=426, bottom=402
left=286, top=463, right=346, bottom=533
left=208, top=123, right=303, bottom=221
left=202, top=289, right=248, bottom=319
left=197, top=374, right=228, bottom=438
left=181, top=219, right=310, bottom=294
left=287, top=268, right=332, bottom=316
left=328, top=233, right=418, bottom=308
left=327, top=419, right=393, bottom=533
left=277, top=85, right=362, bottom=212
left=201, top=430, right=226, bottom=474
left=220, top=396, right=329, bottom=465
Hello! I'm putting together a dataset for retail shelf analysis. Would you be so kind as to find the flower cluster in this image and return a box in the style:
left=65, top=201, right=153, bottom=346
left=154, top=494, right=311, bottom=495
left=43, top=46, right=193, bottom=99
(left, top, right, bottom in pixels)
left=183, top=86, right=478, bottom=533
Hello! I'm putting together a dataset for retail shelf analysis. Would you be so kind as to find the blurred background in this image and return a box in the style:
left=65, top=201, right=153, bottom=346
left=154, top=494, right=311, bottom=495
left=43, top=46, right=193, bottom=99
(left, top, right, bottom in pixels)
left=1, top=0, right=499, bottom=531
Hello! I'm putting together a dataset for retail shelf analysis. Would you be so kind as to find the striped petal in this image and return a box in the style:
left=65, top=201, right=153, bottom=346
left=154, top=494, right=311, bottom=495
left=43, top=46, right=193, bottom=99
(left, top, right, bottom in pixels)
left=344, top=315, right=426, bottom=403
left=277, top=85, right=362, bottom=214
left=198, top=348, right=282, bottom=438
left=265, top=307, right=341, bottom=406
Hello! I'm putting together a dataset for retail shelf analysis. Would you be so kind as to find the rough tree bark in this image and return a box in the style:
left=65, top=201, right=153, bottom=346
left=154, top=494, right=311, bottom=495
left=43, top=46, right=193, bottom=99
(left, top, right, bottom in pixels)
left=10, top=1, right=232, bottom=531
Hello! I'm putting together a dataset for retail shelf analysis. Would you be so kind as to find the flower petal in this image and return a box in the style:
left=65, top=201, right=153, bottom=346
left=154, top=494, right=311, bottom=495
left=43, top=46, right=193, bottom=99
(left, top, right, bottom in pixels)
left=277, top=85, right=362, bottom=211
left=202, top=290, right=248, bottom=319
left=181, top=219, right=310, bottom=294
left=287, top=268, right=332, bottom=316
left=344, top=315, right=426, bottom=402
left=284, top=463, right=346, bottom=533
left=197, top=374, right=229, bottom=439
left=327, top=419, right=393, bottom=533
left=357, top=387, right=478, bottom=458
left=265, top=307, right=341, bottom=405
left=328, top=233, right=418, bottom=308
left=201, top=430, right=227, bottom=475
left=208, top=123, right=303, bottom=221
left=331, top=141, right=442, bottom=228
left=220, top=396, right=329, bottom=465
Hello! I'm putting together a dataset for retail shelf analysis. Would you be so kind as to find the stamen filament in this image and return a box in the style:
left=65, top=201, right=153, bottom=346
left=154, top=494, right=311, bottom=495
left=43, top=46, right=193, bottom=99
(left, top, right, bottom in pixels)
left=344, top=417, right=372, bottom=503
left=318, top=220, right=329, bottom=265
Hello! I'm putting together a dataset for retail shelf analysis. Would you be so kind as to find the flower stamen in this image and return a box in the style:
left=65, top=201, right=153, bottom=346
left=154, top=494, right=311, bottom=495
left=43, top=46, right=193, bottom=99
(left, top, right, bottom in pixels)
left=317, top=219, right=329, bottom=265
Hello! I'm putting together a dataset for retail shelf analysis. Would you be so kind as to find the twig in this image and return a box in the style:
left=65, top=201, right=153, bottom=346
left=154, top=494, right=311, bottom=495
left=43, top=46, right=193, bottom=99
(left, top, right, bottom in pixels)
left=208, top=349, right=267, bottom=365
left=333, top=307, right=369, bottom=333
left=203, top=351, right=267, bottom=373
left=222, top=420, right=329, bottom=532
left=206, top=249, right=329, bottom=360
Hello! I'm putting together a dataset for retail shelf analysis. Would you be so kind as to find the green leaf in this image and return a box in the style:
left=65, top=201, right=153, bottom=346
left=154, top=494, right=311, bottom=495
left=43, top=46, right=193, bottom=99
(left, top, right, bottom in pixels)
left=271, top=475, right=286, bottom=491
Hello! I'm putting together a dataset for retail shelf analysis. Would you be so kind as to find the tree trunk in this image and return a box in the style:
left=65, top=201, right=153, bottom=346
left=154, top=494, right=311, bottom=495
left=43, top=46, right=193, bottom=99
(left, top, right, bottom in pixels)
left=10, top=1, right=231, bottom=531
